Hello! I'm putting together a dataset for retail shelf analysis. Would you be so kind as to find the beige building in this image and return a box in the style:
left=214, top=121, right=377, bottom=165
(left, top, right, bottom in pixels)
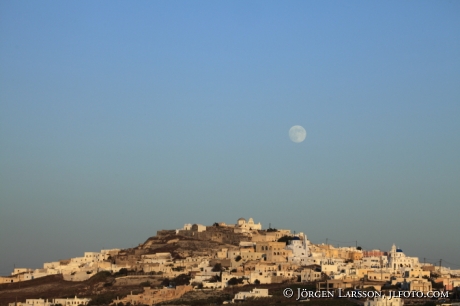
left=408, top=279, right=432, bottom=293
left=367, top=271, right=391, bottom=281
left=178, top=223, right=250, bottom=245
left=360, top=256, right=388, bottom=269
left=300, top=267, right=322, bottom=282
left=11, top=268, right=33, bottom=275
left=216, top=248, right=229, bottom=259
left=221, top=271, right=247, bottom=287
left=315, top=245, right=363, bottom=261
left=0, top=275, right=20, bottom=283
left=249, top=271, right=275, bottom=284
left=251, top=230, right=291, bottom=242
left=254, top=262, right=278, bottom=273
left=240, top=251, right=264, bottom=262
left=403, top=268, right=430, bottom=278
left=255, top=241, right=292, bottom=262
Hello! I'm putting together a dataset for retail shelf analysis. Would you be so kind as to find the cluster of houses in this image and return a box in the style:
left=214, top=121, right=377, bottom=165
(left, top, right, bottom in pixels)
left=1, top=249, right=121, bottom=283
left=8, top=296, right=90, bottom=306
left=2, top=217, right=460, bottom=305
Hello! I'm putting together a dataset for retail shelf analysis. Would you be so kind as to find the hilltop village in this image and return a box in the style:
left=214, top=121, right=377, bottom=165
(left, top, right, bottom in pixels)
left=1, top=217, right=459, bottom=305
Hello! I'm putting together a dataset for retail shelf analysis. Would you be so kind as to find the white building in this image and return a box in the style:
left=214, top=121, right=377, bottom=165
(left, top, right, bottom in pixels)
left=388, top=244, right=420, bottom=272
left=8, top=296, right=90, bottom=306
left=358, top=256, right=388, bottom=269
left=232, top=288, right=271, bottom=303
left=11, top=268, right=33, bottom=275
left=234, top=218, right=262, bottom=233
left=53, top=296, right=91, bottom=306
left=321, top=260, right=340, bottom=276
left=10, top=298, right=51, bottom=306
left=366, top=295, right=403, bottom=306
left=176, top=223, right=192, bottom=234
left=286, top=234, right=311, bottom=265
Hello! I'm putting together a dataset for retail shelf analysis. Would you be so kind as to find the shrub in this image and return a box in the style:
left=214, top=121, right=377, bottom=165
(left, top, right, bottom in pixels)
left=114, top=268, right=129, bottom=277
left=207, top=275, right=220, bottom=283
left=277, top=235, right=292, bottom=245
left=87, top=293, right=118, bottom=306
left=212, top=263, right=222, bottom=272
left=173, top=273, right=191, bottom=286
left=227, top=277, right=243, bottom=286
left=89, top=271, right=111, bottom=283
left=161, top=278, right=171, bottom=287
left=191, top=281, right=203, bottom=289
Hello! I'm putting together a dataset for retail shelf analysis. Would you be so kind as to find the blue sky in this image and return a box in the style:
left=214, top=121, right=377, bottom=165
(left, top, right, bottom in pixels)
left=1, top=1, right=459, bottom=273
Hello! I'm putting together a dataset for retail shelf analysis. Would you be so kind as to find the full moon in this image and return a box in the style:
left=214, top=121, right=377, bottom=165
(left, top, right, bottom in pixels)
left=289, top=125, right=307, bottom=143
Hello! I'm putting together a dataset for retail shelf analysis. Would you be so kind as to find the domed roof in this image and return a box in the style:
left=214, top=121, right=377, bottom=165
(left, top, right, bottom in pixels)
left=396, top=248, right=403, bottom=252
left=237, top=217, right=246, bottom=221
left=291, top=237, right=300, bottom=240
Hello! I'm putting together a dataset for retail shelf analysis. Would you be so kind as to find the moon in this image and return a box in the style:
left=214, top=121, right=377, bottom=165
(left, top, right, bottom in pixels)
left=289, top=125, right=307, bottom=143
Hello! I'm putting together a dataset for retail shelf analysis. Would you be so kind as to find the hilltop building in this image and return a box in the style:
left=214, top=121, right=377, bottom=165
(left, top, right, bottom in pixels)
left=176, top=218, right=262, bottom=245
left=234, top=217, right=262, bottom=233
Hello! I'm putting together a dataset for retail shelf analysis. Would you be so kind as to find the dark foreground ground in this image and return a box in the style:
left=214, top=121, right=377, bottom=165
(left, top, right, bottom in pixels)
left=1, top=276, right=453, bottom=306
left=0, top=272, right=151, bottom=306
left=0, top=277, right=350, bottom=306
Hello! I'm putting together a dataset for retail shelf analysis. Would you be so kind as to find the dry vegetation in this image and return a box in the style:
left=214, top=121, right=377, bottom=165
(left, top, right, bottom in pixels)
left=0, top=272, right=158, bottom=306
